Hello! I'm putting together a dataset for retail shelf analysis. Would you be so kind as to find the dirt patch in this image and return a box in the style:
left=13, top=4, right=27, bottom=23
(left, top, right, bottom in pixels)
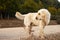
left=0, top=19, right=25, bottom=28
left=0, top=19, right=58, bottom=28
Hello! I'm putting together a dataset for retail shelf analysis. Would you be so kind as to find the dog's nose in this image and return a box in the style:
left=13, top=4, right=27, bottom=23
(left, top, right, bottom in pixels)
left=39, top=19, right=42, bottom=20
left=36, top=17, right=38, bottom=20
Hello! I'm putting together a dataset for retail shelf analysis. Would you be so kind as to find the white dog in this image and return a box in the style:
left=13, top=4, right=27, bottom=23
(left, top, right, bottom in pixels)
left=15, top=9, right=51, bottom=38
left=36, top=9, right=51, bottom=38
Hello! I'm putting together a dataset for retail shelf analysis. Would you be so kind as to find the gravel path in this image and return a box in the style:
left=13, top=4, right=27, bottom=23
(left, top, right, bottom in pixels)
left=0, top=25, right=60, bottom=40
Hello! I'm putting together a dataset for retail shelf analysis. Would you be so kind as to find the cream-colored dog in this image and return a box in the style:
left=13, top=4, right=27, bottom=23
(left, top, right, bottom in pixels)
left=15, top=9, right=51, bottom=38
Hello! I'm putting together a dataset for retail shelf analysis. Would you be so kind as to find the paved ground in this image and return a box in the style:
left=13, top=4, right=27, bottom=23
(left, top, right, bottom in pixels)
left=0, top=25, right=60, bottom=40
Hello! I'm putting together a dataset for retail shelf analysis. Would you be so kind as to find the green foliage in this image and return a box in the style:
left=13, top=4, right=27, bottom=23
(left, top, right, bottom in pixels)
left=48, top=7, right=57, bottom=15
left=17, top=0, right=44, bottom=14
left=48, top=7, right=58, bottom=20
left=57, top=8, right=60, bottom=15
left=19, top=0, right=40, bottom=14
left=0, top=0, right=60, bottom=19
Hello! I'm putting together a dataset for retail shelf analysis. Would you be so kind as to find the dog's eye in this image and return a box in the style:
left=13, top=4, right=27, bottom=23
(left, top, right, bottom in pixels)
left=36, top=17, right=38, bottom=20
left=38, top=13, right=40, bottom=15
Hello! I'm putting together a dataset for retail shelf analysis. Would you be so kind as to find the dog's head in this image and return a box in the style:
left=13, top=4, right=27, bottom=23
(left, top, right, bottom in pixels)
left=35, top=13, right=45, bottom=21
left=36, top=9, right=51, bottom=25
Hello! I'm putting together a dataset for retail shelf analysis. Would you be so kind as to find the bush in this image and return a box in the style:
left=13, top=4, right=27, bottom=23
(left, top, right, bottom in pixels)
left=57, top=8, right=60, bottom=15
left=56, top=15, right=60, bottom=24
left=48, top=7, right=57, bottom=20
left=55, top=8, right=60, bottom=24
left=51, top=15, right=56, bottom=20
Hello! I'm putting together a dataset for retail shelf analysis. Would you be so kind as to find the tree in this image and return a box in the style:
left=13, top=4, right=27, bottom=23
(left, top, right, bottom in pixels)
left=0, top=0, right=60, bottom=19
left=19, top=0, right=39, bottom=14
left=48, top=7, right=57, bottom=20
left=57, top=8, right=60, bottom=15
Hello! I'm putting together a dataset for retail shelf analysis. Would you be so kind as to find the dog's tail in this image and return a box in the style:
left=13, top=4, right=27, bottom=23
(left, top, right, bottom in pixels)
left=15, top=12, right=25, bottom=20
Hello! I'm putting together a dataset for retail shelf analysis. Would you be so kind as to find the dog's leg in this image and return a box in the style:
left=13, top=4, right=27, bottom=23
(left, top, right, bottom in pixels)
left=25, top=26, right=29, bottom=34
left=25, top=25, right=32, bottom=34
left=39, top=27, right=44, bottom=39
left=29, top=25, right=32, bottom=34
left=39, top=21, right=45, bottom=39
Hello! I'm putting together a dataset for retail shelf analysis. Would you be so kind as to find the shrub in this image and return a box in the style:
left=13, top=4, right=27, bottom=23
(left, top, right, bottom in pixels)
left=56, top=15, right=60, bottom=24
left=56, top=8, right=60, bottom=24
left=48, top=7, right=57, bottom=20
